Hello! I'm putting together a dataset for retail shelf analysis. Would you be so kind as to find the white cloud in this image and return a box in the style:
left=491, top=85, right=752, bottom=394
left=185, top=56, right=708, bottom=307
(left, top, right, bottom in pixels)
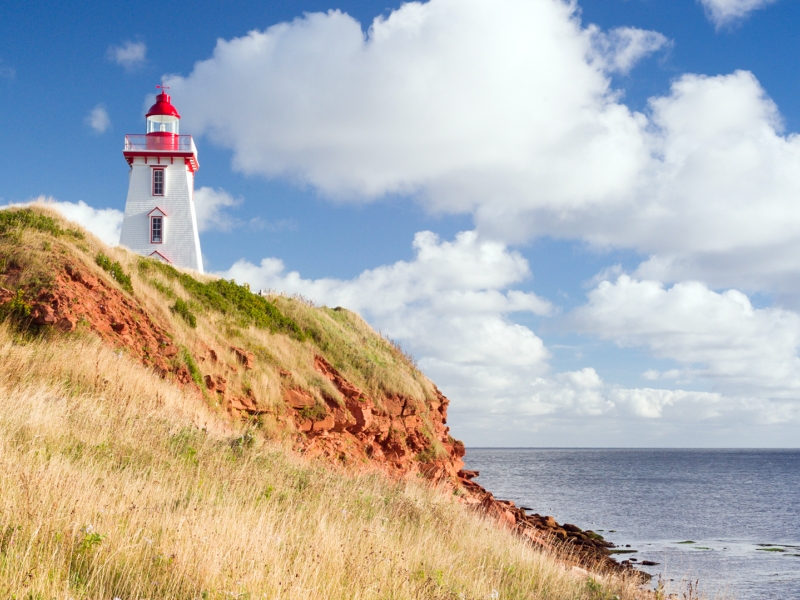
left=609, top=388, right=723, bottom=419
left=698, top=0, right=778, bottom=28
left=589, top=26, right=671, bottom=74
left=49, top=200, right=123, bottom=247
left=642, top=369, right=682, bottom=381
left=3, top=199, right=122, bottom=247
left=85, top=104, right=111, bottom=133
left=194, top=187, right=241, bottom=232
left=570, top=275, right=800, bottom=397
left=167, top=0, right=652, bottom=206
left=107, top=41, right=147, bottom=70
left=164, top=1, right=800, bottom=302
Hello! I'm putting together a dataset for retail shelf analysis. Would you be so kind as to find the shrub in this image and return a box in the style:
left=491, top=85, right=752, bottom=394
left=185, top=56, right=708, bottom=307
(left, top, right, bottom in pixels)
left=171, top=298, right=197, bottom=328
left=180, top=346, right=204, bottom=388
left=95, top=253, right=133, bottom=294
left=298, top=403, right=328, bottom=422
left=1, top=289, right=31, bottom=320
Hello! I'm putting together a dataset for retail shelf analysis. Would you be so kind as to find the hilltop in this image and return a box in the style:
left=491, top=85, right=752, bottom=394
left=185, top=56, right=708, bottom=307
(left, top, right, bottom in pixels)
left=0, top=204, right=647, bottom=599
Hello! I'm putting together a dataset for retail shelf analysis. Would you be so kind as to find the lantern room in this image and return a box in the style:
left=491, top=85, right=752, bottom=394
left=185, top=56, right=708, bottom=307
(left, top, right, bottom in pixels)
left=146, top=87, right=180, bottom=136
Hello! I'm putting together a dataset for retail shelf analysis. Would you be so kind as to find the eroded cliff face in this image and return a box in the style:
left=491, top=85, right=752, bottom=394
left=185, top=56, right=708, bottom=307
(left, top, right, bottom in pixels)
left=285, top=355, right=465, bottom=480
left=1, top=250, right=465, bottom=484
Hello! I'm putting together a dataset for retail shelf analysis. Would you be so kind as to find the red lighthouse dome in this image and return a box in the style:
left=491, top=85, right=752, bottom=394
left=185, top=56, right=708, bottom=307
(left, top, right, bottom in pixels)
left=145, top=85, right=180, bottom=149
left=146, top=90, right=181, bottom=120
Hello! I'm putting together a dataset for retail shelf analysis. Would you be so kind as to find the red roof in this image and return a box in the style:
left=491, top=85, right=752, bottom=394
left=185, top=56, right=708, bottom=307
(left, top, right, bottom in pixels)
left=146, top=92, right=180, bottom=118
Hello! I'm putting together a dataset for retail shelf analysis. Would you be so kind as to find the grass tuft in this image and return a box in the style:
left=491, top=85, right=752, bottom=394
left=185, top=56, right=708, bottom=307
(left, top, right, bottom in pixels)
left=171, top=297, right=197, bottom=328
left=95, top=252, right=133, bottom=294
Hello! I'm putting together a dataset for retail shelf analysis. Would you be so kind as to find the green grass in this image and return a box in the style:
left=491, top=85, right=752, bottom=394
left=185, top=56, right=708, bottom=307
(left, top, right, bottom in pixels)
left=171, top=298, right=197, bottom=328
left=0, top=207, right=84, bottom=240
left=298, top=403, right=328, bottom=422
left=95, top=252, right=133, bottom=294
left=0, top=289, right=32, bottom=321
left=139, top=258, right=304, bottom=340
left=180, top=345, right=204, bottom=389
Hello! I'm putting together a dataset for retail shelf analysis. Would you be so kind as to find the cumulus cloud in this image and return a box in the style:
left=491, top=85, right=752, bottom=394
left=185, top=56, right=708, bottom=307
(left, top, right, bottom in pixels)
left=589, top=26, right=671, bottom=74
left=608, top=388, right=723, bottom=419
left=699, top=0, right=778, bottom=27
left=107, top=41, right=147, bottom=70
left=167, top=0, right=652, bottom=206
left=85, top=104, right=110, bottom=133
left=164, top=1, right=800, bottom=301
left=194, top=186, right=241, bottom=232
left=570, top=275, right=800, bottom=397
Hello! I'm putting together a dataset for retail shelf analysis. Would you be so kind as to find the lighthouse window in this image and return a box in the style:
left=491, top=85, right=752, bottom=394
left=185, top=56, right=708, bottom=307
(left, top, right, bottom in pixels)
left=151, top=216, right=163, bottom=244
left=152, top=168, right=165, bottom=196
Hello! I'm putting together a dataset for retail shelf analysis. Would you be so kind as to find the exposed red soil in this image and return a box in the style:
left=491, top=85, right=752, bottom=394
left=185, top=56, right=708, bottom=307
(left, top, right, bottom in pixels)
left=3, top=262, right=184, bottom=380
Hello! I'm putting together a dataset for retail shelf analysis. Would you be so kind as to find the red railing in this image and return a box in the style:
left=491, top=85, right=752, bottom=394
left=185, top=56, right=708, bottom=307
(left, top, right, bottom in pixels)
left=124, top=134, right=197, bottom=153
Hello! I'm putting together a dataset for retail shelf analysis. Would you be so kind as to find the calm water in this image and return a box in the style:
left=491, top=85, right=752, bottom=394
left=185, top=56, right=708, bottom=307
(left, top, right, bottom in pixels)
left=463, top=449, right=800, bottom=600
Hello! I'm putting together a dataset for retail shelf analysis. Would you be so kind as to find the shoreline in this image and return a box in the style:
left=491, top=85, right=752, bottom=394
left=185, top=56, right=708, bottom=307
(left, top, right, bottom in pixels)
left=455, top=467, right=649, bottom=580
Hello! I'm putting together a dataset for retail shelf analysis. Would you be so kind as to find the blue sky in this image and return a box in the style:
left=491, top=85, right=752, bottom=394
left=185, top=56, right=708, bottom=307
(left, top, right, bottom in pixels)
left=2, top=0, right=800, bottom=446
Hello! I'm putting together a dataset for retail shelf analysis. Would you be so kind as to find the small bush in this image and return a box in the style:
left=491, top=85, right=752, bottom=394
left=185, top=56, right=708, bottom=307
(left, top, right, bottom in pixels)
left=76, top=528, right=105, bottom=554
left=95, top=253, right=133, bottom=294
left=415, top=446, right=439, bottom=464
left=298, top=403, right=328, bottom=422
left=230, top=432, right=255, bottom=454
left=171, top=298, right=197, bottom=328
left=150, top=279, right=176, bottom=298
left=1, top=289, right=31, bottom=320
left=180, top=346, right=204, bottom=389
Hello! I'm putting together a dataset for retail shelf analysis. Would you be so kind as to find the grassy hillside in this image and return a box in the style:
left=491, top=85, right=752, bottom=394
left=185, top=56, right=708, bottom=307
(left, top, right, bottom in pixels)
left=0, top=204, right=649, bottom=599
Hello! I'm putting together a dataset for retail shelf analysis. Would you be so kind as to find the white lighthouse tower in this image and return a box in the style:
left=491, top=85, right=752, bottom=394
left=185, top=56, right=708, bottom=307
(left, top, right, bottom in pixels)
left=119, top=86, right=203, bottom=273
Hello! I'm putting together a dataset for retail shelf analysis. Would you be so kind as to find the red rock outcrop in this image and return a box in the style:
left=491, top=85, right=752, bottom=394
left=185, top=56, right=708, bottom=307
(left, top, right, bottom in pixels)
left=280, top=355, right=464, bottom=479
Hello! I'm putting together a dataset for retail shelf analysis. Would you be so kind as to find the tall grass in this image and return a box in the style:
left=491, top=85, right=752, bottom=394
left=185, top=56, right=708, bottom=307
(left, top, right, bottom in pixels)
left=0, top=324, right=648, bottom=599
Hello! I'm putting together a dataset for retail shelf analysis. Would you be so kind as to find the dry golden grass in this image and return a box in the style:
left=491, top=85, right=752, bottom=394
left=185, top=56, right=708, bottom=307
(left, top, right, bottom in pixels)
left=0, top=323, right=652, bottom=600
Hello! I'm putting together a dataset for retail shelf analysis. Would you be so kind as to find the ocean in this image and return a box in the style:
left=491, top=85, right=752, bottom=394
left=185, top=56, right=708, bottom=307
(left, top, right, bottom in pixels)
left=463, top=449, right=800, bottom=600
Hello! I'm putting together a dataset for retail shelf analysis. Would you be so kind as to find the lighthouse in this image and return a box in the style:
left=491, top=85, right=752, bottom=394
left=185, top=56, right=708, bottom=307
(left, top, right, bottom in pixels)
left=119, top=86, right=203, bottom=273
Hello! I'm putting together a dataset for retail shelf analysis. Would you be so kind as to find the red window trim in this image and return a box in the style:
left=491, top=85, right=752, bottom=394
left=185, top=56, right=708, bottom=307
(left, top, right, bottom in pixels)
left=152, top=167, right=165, bottom=196
left=150, top=215, right=164, bottom=244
